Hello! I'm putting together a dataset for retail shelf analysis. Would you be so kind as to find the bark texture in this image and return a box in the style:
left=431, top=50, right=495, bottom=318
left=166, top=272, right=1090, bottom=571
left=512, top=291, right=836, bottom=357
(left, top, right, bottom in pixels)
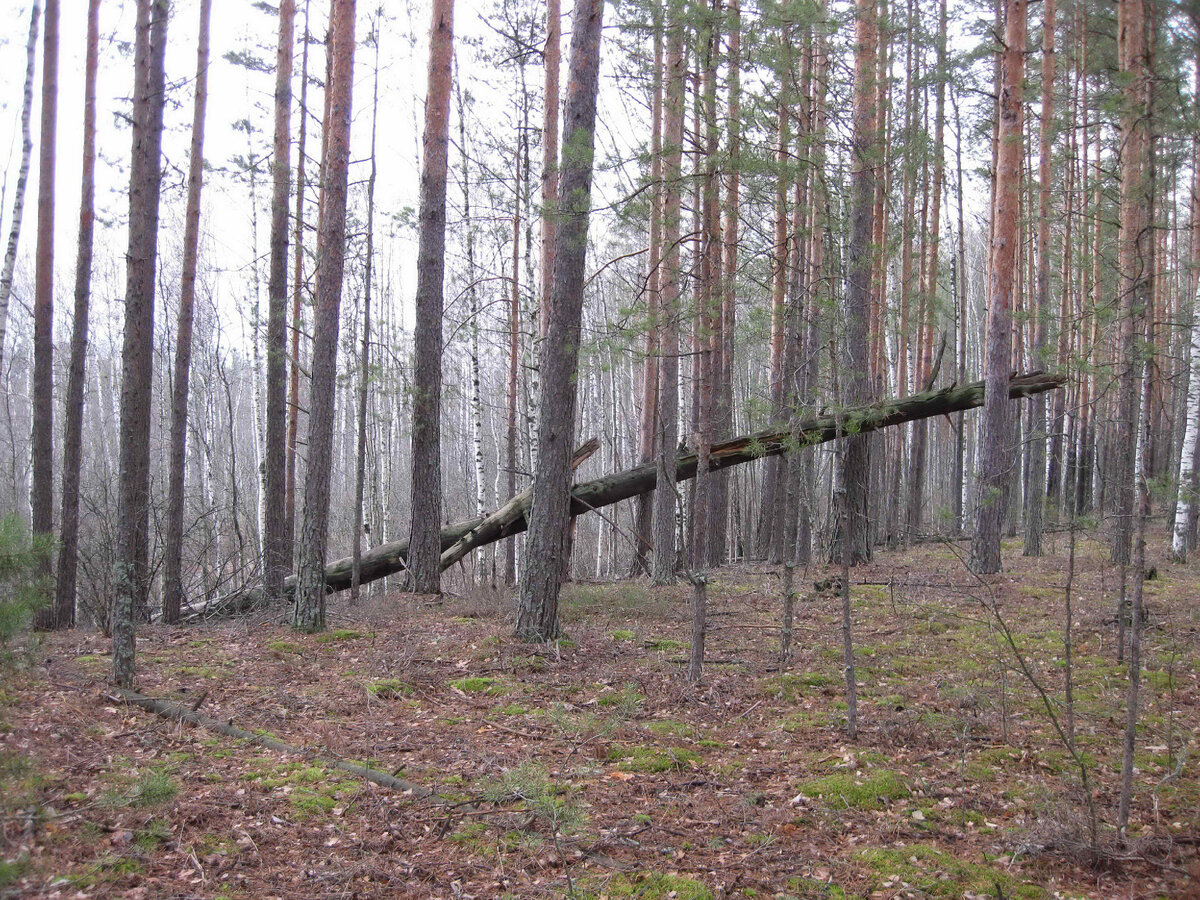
left=970, top=0, right=1025, bottom=574
left=263, top=0, right=296, bottom=601
left=30, top=0, right=59, bottom=610
left=293, top=0, right=356, bottom=632
left=1023, top=0, right=1055, bottom=557
left=113, top=0, right=169, bottom=687
left=652, top=0, right=685, bottom=585
left=162, top=0, right=211, bottom=625
left=0, top=2, right=40, bottom=372
left=839, top=0, right=878, bottom=566
left=515, top=0, right=606, bottom=640
left=54, top=0, right=101, bottom=631
left=408, top=0, right=455, bottom=595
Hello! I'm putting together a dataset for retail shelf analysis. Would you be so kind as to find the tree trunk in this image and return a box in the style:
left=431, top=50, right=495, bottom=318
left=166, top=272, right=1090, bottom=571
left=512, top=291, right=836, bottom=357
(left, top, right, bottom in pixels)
left=351, top=28, right=380, bottom=604
left=285, top=0, right=313, bottom=561
left=1111, top=0, right=1152, bottom=570
left=0, top=2, right=40, bottom=373
left=408, top=0, right=455, bottom=596
left=714, top=0, right=740, bottom=562
left=263, top=0, right=295, bottom=600
left=1023, top=0, right=1054, bottom=557
left=504, top=187, right=520, bottom=585
left=29, top=0, right=59, bottom=611
left=691, top=0, right=720, bottom=571
left=457, top=83, right=488, bottom=578
left=53, top=0, right=100, bottom=631
left=970, top=0, right=1025, bottom=575
left=1173, top=286, right=1200, bottom=561
left=652, top=1, right=685, bottom=586
left=113, top=0, right=169, bottom=687
left=293, top=0, right=356, bottom=632
left=838, top=0, right=878, bottom=567
left=905, top=0, right=946, bottom=542
left=515, top=0, right=606, bottom=640
left=541, top=0, right=560, bottom=339
left=162, top=0, right=211, bottom=626
left=631, top=4, right=663, bottom=577
left=758, top=46, right=791, bottom=561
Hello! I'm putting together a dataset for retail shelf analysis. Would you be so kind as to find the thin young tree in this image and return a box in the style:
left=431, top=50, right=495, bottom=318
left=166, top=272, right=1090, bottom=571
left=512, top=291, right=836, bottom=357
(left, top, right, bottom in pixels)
left=29, top=0, right=59, bottom=606
left=0, top=2, right=40, bottom=372
left=541, top=0, right=560, bottom=336
left=408, top=0, right=455, bottom=596
left=112, top=0, right=169, bottom=687
left=264, top=0, right=296, bottom=600
left=690, top=0, right=720, bottom=571
left=53, top=0, right=101, bottom=630
left=970, top=0, right=1026, bottom=575
left=293, top=0, right=357, bottom=632
left=1172, top=285, right=1200, bottom=562
left=1024, top=0, right=1055, bottom=557
left=162, top=0, right=212, bottom=625
left=905, top=0, right=947, bottom=541
left=286, top=0, right=313, bottom=555
left=351, top=20, right=380, bottom=604
left=631, top=2, right=663, bottom=576
left=515, top=0, right=606, bottom=640
left=652, top=0, right=685, bottom=586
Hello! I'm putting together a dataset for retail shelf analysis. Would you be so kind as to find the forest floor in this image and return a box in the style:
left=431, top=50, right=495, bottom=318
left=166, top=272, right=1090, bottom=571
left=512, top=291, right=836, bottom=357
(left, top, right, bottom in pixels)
left=2, top=532, right=1199, bottom=899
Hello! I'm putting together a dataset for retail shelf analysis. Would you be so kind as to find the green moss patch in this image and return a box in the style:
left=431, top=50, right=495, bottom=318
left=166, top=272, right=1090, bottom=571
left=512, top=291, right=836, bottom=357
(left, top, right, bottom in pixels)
left=100, top=768, right=178, bottom=809
left=608, top=745, right=703, bottom=773
left=861, top=846, right=1045, bottom=899
left=314, top=628, right=364, bottom=644
left=643, top=637, right=685, bottom=652
left=367, top=678, right=413, bottom=699
left=586, top=871, right=712, bottom=899
left=760, top=672, right=833, bottom=702
left=796, top=769, right=909, bottom=810
left=647, top=719, right=697, bottom=739
left=450, top=676, right=507, bottom=695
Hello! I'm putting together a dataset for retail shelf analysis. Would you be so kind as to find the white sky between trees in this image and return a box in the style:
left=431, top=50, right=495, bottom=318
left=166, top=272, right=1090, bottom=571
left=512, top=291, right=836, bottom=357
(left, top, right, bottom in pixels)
left=0, top=0, right=1003, bottom=365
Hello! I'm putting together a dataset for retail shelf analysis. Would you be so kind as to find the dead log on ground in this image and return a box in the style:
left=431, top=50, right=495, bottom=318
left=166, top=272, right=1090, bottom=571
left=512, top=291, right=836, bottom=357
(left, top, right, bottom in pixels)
left=200, top=371, right=1063, bottom=614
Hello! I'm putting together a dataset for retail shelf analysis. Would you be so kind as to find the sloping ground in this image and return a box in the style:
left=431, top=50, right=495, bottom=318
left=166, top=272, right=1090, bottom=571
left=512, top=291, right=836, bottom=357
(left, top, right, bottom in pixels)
left=1, top=534, right=1197, bottom=899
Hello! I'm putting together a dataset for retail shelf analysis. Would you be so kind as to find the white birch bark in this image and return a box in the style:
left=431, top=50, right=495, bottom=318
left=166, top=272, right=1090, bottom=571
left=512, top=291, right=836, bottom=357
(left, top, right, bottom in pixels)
left=1172, top=286, right=1200, bottom=561
left=0, top=3, right=41, bottom=370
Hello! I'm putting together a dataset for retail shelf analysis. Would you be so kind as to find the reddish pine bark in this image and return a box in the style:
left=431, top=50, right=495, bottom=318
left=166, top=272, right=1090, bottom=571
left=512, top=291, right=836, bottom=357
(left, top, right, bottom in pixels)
left=971, top=0, right=1026, bottom=574
left=408, top=0, right=456, bottom=596
left=293, top=0, right=357, bottom=631
left=837, top=0, right=878, bottom=567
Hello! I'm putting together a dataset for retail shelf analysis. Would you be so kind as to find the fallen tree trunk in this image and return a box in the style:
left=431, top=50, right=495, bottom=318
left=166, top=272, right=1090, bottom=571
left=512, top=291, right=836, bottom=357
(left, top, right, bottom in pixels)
left=195, top=372, right=1062, bottom=615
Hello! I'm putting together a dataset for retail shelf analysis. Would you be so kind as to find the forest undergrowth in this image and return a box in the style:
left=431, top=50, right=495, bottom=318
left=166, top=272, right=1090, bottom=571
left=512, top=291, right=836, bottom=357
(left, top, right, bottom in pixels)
left=1, top=533, right=1197, bottom=899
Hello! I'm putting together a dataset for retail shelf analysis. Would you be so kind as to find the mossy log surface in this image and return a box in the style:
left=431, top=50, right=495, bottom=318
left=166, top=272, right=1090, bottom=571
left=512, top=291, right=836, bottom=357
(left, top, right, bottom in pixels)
left=201, top=372, right=1063, bottom=613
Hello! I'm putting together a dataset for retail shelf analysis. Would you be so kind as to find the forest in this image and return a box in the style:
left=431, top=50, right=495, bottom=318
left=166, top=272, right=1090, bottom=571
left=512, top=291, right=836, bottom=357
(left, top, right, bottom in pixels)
left=0, top=0, right=1197, bottom=895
